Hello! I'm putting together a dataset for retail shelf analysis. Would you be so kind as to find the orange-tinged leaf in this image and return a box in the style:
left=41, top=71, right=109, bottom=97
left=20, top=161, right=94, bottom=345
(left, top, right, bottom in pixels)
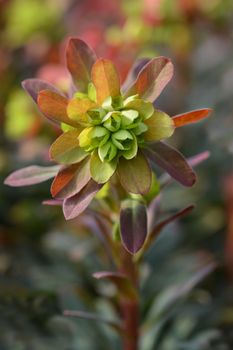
left=91, top=59, right=121, bottom=104
left=172, top=108, right=212, bottom=128
left=38, top=90, right=78, bottom=127
left=50, top=130, right=88, bottom=164
left=51, top=163, right=80, bottom=197
left=22, top=78, right=64, bottom=103
left=121, top=58, right=150, bottom=94
left=51, top=158, right=91, bottom=199
left=124, top=57, right=174, bottom=102
left=66, top=38, right=97, bottom=91
left=117, top=151, right=152, bottom=195
left=67, top=98, right=97, bottom=125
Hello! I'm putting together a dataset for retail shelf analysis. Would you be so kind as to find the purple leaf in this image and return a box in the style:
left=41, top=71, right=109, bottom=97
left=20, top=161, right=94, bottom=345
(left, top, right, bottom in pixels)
left=66, top=37, right=97, bottom=92
left=42, top=199, right=63, bottom=206
left=120, top=199, right=148, bottom=254
left=4, top=165, right=60, bottom=187
left=62, top=180, right=101, bottom=220
left=188, top=151, right=210, bottom=168
left=22, top=78, right=64, bottom=103
left=150, top=205, right=194, bottom=240
left=93, top=271, right=138, bottom=300
left=137, top=205, right=195, bottom=260
left=144, top=142, right=196, bottom=187
left=159, top=150, right=210, bottom=188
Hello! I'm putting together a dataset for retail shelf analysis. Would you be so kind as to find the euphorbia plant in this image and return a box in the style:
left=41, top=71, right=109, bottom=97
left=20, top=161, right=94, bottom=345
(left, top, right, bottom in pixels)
left=5, top=38, right=212, bottom=350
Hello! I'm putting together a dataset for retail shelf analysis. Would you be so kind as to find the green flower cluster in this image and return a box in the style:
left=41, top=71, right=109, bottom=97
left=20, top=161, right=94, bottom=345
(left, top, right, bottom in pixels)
left=77, top=94, right=153, bottom=163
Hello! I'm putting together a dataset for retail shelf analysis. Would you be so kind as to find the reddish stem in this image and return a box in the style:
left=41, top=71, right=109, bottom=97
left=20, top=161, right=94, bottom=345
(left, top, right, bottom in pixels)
left=121, top=300, right=139, bottom=350
left=120, top=248, right=139, bottom=350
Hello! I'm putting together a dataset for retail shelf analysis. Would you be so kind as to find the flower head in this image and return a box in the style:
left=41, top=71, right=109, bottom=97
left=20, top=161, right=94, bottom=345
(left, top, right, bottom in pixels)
left=37, top=39, right=175, bottom=190
left=5, top=38, right=212, bottom=220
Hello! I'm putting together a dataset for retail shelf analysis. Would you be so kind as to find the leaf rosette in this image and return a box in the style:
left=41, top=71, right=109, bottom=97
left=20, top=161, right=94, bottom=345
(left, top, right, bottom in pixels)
left=5, top=38, right=212, bottom=221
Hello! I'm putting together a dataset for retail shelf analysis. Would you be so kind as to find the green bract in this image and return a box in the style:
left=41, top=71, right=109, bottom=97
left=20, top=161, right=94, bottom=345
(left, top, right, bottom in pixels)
left=70, top=93, right=149, bottom=164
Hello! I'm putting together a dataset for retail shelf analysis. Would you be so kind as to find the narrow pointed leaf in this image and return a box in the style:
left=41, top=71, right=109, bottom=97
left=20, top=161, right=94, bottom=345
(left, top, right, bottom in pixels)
left=159, top=151, right=210, bottom=187
left=120, top=199, right=148, bottom=254
left=50, top=130, right=88, bottom=164
left=63, top=180, right=101, bottom=220
left=22, top=78, right=63, bottom=103
left=121, top=58, right=150, bottom=93
left=93, top=271, right=138, bottom=300
left=91, top=59, right=121, bottom=104
left=66, top=38, right=97, bottom=91
left=124, top=57, right=174, bottom=102
left=144, top=110, right=174, bottom=141
left=172, top=108, right=212, bottom=127
left=90, top=151, right=117, bottom=184
left=38, top=90, right=78, bottom=127
left=64, top=310, right=122, bottom=333
left=188, top=151, right=210, bottom=167
left=144, top=142, right=196, bottom=187
left=117, top=151, right=152, bottom=195
left=151, top=205, right=194, bottom=238
left=51, top=158, right=91, bottom=199
left=42, top=199, right=63, bottom=206
left=137, top=205, right=194, bottom=260
left=4, top=165, right=60, bottom=187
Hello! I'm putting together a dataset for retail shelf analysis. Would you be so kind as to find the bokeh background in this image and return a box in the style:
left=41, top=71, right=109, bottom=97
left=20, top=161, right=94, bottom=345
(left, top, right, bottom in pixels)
left=1, top=0, right=233, bottom=349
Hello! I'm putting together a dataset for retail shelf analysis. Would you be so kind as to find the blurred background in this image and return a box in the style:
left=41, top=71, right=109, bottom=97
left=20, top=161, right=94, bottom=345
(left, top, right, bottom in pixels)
left=0, top=0, right=233, bottom=349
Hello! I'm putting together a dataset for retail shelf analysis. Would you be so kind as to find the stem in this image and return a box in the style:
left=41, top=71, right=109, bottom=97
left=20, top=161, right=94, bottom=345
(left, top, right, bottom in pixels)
left=120, top=248, right=139, bottom=350
left=121, top=300, right=139, bottom=350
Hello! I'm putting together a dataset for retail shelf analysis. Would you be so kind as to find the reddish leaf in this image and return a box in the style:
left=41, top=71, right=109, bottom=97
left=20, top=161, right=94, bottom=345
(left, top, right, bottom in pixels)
left=172, top=108, right=212, bottom=127
left=120, top=199, right=148, bottom=254
left=117, top=151, right=152, bottom=195
left=137, top=205, right=195, bottom=259
left=93, top=271, right=138, bottom=300
left=4, top=165, right=60, bottom=187
left=124, top=57, right=174, bottom=102
left=144, top=142, right=196, bottom=187
left=51, top=164, right=78, bottom=197
left=121, top=58, right=150, bottom=93
left=63, top=180, right=101, bottom=220
left=66, top=38, right=97, bottom=92
left=37, top=90, right=78, bottom=127
left=22, top=78, right=63, bottom=103
left=150, top=205, right=194, bottom=240
left=51, top=158, right=91, bottom=199
left=91, top=59, right=121, bottom=104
